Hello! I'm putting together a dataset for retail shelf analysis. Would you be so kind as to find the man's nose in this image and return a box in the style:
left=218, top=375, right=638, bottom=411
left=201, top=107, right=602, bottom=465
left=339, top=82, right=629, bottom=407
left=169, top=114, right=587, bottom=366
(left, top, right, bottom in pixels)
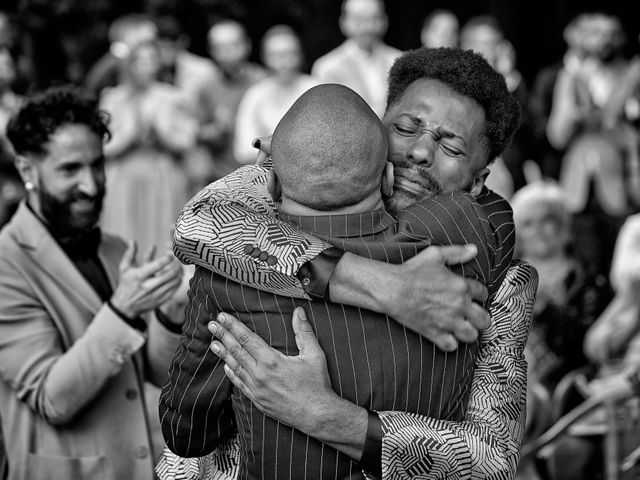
left=77, top=169, right=99, bottom=196
left=406, top=133, right=437, bottom=166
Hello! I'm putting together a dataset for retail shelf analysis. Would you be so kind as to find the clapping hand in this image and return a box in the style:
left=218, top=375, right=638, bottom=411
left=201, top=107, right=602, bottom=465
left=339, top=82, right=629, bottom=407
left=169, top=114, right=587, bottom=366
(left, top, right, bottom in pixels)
left=110, top=241, right=183, bottom=320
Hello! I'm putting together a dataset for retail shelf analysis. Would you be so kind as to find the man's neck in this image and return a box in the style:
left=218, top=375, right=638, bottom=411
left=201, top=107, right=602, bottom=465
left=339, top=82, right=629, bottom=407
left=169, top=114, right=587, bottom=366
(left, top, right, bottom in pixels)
left=280, top=194, right=384, bottom=216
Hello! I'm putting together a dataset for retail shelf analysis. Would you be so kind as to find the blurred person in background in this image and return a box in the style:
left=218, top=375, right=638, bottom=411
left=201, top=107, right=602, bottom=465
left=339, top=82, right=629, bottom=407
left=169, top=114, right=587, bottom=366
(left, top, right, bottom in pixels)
left=233, top=24, right=318, bottom=164
left=84, top=14, right=158, bottom=97
left=460, top=15, right=539, bottom=196
left=153, top=14, right=216, bottom=103
left=0, top=47, right=23, bottom=228
left=420, top=9, right=459, bottom=49
left=0, top=85, right=184, bottom=480
left=536, top=205, right=640, bottom=480
left=546, top=12, right=640, bottom=282
left=0, top=11, right=33, bottom=94
left=194, top=18, right=266, bottom=185
left=512, top=181, right=613, bottom=480
left=530, top=14, right=592, bottom=181
left=99, top=39, right=198, bottom=256
left=585, top=211, right=640, bottom=369
left=311, top=0, right=401, bottom=118
left=512, top=182, right=611, bottom=392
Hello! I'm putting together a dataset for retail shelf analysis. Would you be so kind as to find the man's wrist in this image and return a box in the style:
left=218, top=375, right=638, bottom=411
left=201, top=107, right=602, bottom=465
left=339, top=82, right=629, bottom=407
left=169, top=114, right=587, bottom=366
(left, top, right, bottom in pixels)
left=155, top=308, right=183, bottom=334
left=328, top=253, right=394, bottom=314
left=107, top=300, right=147, bottom=332
left=304, top=394, right=368, bottom=457
left=297, top=247, right=345, bottom=300
left=360, top=410, right=383, bottom=479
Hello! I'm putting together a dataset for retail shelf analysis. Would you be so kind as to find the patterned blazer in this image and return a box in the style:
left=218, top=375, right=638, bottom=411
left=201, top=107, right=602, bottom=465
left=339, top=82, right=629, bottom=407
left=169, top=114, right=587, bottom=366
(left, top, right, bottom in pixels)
left=168, top=163, right=534, bottom=479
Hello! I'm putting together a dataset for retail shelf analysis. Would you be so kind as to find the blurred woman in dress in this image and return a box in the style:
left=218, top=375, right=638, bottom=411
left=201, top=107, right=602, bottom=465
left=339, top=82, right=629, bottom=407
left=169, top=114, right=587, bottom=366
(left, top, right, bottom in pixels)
left=100, top=39, right=197, bottom=254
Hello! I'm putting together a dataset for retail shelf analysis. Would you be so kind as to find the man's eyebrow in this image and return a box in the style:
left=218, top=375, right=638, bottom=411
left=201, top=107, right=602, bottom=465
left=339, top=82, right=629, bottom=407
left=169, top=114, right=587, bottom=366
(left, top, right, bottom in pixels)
left=404, top=114, right=465, bottom=141
left=405, top=114, right=423, bottom=125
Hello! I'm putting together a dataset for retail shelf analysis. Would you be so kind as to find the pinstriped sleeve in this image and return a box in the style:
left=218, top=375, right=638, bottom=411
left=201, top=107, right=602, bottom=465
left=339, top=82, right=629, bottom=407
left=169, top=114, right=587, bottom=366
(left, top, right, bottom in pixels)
left=173, top=163, right=332, bottom=299
left=371, top=261, right=537, bottom=480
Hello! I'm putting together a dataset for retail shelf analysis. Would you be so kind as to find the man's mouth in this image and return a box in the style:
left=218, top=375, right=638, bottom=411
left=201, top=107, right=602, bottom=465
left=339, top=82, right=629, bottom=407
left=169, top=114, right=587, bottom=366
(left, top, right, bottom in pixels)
left=393, top=166, right=441, bottom=197
left=394, top=176, right=433, bottom=196
left=71, top=199, right=96, bottom=213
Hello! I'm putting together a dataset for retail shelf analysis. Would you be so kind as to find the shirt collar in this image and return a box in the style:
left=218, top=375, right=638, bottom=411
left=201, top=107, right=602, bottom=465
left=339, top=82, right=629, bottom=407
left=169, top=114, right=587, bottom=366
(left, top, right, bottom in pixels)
left=344, top=39, right=385, bottom=58
left=279, top=209, right=395, bottom=238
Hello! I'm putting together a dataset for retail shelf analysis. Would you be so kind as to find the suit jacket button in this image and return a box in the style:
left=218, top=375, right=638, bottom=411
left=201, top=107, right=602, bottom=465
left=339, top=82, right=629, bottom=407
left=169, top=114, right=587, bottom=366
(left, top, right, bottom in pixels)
left=125, top=389, right=138, bottom=400
left=243, top=244, right=254, bottom=254
left=266, top=255, right=278, bottom=266
left=135, top=446, right=149, bottom=459
left=251, top=247, right=261, bottom=258
left=258, top=252, right=269, bottom=261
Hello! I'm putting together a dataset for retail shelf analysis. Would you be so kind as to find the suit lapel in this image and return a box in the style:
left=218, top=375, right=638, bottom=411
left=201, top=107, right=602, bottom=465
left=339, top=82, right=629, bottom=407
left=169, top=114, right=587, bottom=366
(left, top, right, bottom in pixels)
left=12, top=203, right=103, bottom=315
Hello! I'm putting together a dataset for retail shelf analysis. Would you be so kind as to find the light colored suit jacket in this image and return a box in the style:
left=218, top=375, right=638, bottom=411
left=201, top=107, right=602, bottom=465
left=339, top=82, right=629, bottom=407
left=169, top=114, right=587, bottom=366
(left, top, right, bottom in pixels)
left=0, top=202, right=180, bottom=480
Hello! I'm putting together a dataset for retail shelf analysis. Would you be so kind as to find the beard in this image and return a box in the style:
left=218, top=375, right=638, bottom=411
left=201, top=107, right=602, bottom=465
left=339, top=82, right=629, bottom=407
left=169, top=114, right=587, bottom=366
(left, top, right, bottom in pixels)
left=39, top=184, right=104, bottom=237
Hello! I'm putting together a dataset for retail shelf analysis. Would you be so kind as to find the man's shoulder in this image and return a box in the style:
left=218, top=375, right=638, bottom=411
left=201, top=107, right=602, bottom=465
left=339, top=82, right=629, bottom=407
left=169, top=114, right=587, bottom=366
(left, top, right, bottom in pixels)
left=477, top=188, right=513, bottom=215
left=400, top=191, right=489, bottom=223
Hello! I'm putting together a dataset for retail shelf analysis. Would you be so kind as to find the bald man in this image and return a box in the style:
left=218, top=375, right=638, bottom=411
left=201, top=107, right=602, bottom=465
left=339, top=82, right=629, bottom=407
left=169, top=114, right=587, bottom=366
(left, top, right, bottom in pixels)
left=160, top=84, right=511, bottom=479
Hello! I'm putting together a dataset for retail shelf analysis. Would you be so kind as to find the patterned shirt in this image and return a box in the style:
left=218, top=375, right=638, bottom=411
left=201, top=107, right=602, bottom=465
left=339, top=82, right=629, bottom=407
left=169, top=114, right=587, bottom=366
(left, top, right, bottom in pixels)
left=168, top=163, right=534, bottom=479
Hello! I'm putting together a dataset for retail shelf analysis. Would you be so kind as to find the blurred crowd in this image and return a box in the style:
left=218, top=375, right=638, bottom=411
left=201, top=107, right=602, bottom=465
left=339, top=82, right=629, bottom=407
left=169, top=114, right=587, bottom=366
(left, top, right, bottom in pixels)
left=1, top=1, right=640, bottom=479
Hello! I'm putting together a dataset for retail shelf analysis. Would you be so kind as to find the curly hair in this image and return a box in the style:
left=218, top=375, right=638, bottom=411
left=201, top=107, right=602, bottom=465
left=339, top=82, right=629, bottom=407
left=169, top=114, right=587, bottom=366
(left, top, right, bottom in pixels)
left=6, top=85, right=110, bottom=157
left=386, top=47, right=520, bottom=162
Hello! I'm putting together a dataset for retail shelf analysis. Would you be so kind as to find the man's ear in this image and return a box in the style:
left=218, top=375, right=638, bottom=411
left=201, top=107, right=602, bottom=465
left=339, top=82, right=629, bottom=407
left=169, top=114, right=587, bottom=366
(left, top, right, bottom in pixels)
left=381, top=161, right=394, bottom=197
left=470, top=166, right=490, bottom=197
left=267, top=169, right=282, bottom=202
left=14, top=155, right=38, bottom=189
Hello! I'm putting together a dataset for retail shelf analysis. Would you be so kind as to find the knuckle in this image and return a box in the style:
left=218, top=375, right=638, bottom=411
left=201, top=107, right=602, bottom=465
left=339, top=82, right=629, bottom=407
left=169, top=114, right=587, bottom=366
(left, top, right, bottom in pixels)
left=230, top=344, right=241, bottom=358
left=238, top=332, right=251, bottom=346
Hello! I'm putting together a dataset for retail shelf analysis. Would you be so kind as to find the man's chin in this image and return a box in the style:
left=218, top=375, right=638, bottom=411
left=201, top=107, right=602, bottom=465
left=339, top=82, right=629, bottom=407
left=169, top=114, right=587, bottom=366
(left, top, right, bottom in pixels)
left=384, top=189, right=420, bottom=215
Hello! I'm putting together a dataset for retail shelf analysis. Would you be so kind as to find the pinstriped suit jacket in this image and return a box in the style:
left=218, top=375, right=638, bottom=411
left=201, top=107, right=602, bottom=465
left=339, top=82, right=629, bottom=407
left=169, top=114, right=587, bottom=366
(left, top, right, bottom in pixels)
left=161, top=190, right=514, bottom=480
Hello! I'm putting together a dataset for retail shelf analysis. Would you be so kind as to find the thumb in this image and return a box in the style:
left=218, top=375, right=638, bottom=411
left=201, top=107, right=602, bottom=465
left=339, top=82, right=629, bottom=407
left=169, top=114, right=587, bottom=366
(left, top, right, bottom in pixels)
left=437, top=244, right=478, bottom=266
left=119, top=240, right=137, bottom=272
left=292, top=307, right=321, bottom=357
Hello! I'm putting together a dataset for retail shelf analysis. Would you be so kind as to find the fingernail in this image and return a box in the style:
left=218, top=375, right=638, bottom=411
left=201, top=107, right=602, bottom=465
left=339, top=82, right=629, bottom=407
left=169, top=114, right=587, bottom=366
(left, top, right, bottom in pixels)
left=217, top=313, right=226, bottom=324
left=211, top=343, right=220, bottom=354
left=252, top=138, right=261, bottom=149
left=208, top=322, right=217, bottom=334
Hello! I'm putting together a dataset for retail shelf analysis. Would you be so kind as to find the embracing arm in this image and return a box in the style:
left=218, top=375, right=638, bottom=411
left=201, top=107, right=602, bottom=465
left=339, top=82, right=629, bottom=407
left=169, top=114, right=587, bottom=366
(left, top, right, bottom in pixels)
left=374, top=260, right=536, bottom=479
left=174, top=162, right=490, bottom=349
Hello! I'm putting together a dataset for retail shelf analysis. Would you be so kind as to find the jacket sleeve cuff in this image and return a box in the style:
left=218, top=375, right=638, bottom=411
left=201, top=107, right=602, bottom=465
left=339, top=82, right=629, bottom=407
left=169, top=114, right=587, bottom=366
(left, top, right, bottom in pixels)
left=296, top=247, right=345, bottom=300
left=359, top=410, right=382, bottom=479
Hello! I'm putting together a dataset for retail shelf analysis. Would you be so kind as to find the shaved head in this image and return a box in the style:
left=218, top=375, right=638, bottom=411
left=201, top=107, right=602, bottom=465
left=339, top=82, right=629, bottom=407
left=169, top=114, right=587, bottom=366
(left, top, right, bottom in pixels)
left=272, top=84, right=388, bottom=211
